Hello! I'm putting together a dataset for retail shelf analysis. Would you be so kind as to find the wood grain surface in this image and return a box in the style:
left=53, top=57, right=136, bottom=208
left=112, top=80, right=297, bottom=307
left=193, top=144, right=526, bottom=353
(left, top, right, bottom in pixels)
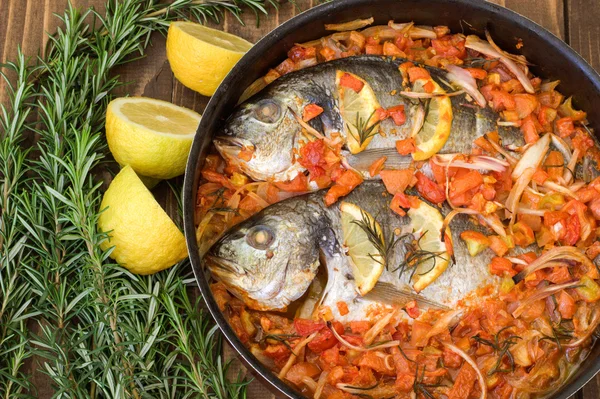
left=1, top=0, right=600, bottom=398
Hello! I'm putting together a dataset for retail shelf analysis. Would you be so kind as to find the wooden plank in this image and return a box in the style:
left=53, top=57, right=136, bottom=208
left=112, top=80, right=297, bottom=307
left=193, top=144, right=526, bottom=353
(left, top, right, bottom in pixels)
left=567, top=0, right=600, bottom=70
left=487, top=0, right=565, bottom=39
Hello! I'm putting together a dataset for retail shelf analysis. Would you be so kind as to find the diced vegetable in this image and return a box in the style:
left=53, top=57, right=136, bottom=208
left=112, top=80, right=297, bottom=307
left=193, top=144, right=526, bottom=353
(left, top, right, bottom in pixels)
left=576, top=276, right=600, bottom=302
left=460, top=231, right=491, bottom=257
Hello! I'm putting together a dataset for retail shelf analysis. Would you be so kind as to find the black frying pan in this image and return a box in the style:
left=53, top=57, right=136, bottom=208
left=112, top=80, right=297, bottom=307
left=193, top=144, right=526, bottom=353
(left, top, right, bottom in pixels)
left=183, top=1, right=600, bottom=397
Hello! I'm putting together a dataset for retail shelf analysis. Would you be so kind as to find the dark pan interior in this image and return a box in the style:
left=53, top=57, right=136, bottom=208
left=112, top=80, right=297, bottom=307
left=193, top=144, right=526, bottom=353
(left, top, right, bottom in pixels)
left=183, top=0, right=600, bottom=397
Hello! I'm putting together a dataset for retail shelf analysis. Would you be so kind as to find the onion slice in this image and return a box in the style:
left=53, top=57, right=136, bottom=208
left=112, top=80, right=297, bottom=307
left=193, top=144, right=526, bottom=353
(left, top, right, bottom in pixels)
left=513, top=246, right=594, bottom=283
left=442, top=342, right=487, bottom=399
left=485, top=29, right=531, bottom=66
left=426, top=310, right=464, bottom=340
left=512, top=282, right=581, bottom=318
left=399, top=90, right=464, bottom=99
left=446, top=64, right=487, bottom=107
left=433, top=154, right=509, bottom=172
left=505, top=167, right=535, bottom=225
left=325, top=17, right=374, bottom=31
left=512, top=133, right=551, bottom=180
left=278, top=332, right=318, bottom=379
left=388, top=21, right=437, bottom=39
left=563, top=148, right=580, bottom=185
left=542, top=180, right=579, bottom=200
left=465, top=35, right=534, bottom=94
left=364, top=310, right=397, bottom=345
left=314, top=371, right=329, bottom=399
left=409, top=104, right=426, bottom=138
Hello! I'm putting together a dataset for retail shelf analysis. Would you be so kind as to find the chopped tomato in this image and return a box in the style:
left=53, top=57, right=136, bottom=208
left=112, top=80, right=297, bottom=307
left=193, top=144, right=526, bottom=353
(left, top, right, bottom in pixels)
left=576, top=187, right=597, bottom=203
left=390, top=192, right=415, bottom=216
left=431, top=36, right=466, bottom=58
left=518, top=214, right=542, bottom=232
left=557, top=290, right=576, bottom=319
left=538, top=105, right=558, bottom=131
left=320, top=46, right=337, bottom=61
left=562, top=213, right=581, bottom=245
left=489, top=236, right=509, bottom=257
left=395, top=137, right=416, bottom=155
left=324, top=169, right=363, bottom=206
left=387, top=105, right=406, bottom=125
left=466, top=67, right=487, bottom=80
left=572, top=128, right=595, bottom=153
left=514, top=94, right=539, bottom=119
left=285, top=362, right=321, bottom=386
left=308, top=322, right=344, bottom=353
left=556, top=117, right=575, bottom=137
left=474, top=135, right=497, bottom=155
left=357, top=351, right=395, bottom=375
left=531, top=169, right=549, bottom=185
left=546, top=266, right=572, bottom=284
left=201, top=170, right=235, bottom=190
left=263, top=344, right=291, bottom=364
left=405, top=300, right=420, bottom=318
left=380, top=169, right=415, bottom=195
left=449, top=170, right=483, bottom=199
left=368, top=156, right=387, bottom=177
left=275, top=58, right=296, bottom=75
left=415, top=171, right=446, bottom=204
left=408, top=66, right=431, bottom=83
left=287, top=45, right=316, bottom=62
left=339, top=72, right=364, bottom=93
left=447, top=363, right=477, bottom=399
left=294, top=319, right=325, bottom=336
left=512, top=221, right=535, bottom=247
left=302, top=103, right=324, bottom=122
left=521, top=114, right=541, bottom=144
left=274, top=173, right=309, bottom=192
left=365, top=44, right=383, bottom=55
left=336, top=302, right=349, bottom=316
left=489, top=257, right=516, bottom=277
left=544, top=150, right=564, bottom=180
left=298, top=140, right=327, bottom=177
left=490, top=90, right=516, bottom=111
left=350, top=321, right=371, bottom=334
left=410, top=321, right=432, bottom=347
left=383, top=41, right=405, bottom=57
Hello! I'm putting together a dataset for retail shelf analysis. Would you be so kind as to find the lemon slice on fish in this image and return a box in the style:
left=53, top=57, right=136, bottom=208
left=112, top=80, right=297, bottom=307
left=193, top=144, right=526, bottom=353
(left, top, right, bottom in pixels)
left=407, top=199, right=451, bottom=292
left=340, top=201, right=385, bottom=295
left=411, top=78, right=453, bottom=161
left=337, top=71, right=381, bottom=154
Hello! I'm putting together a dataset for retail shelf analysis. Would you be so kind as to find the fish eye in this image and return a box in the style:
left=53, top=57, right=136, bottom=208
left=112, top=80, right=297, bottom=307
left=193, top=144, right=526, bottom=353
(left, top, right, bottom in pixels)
left=246, top=225, right=275, bottom=250
left=254, top=100, right=282, bottom=124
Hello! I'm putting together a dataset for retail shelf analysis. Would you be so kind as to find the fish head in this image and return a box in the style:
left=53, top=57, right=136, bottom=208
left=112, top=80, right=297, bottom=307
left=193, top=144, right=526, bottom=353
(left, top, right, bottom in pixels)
left=204, top=200, right=322, bottom=310
left=214, top=93, right=303, bottom=182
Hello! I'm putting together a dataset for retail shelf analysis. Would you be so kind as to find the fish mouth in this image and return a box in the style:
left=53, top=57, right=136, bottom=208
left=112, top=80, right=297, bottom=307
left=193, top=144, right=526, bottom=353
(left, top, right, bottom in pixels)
left=213, top=136, right=255, bottom=161
left=204, top=254, right=247, bottom=276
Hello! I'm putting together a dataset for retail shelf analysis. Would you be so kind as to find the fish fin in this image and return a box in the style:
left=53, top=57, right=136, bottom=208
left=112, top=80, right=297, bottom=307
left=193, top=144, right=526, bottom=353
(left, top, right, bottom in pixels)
left=344, top=148, right=413, bottom=171
left=363, top=282, right=450, bottom=311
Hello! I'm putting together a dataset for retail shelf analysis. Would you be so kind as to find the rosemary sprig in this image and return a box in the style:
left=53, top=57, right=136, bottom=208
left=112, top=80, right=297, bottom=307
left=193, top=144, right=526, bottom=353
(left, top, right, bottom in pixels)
left=347, top=110, right=381, bottom=147
left=391, top=232, right=446, bottom=279
left=261, top=334, right=300, bottom=353
left=1, top=0, right=296, bottom=397
left=413, top=364, right=443, bottom=399
left=472, top=326, right=521, bottom=375
left=352, top=209, right=409, bottom=267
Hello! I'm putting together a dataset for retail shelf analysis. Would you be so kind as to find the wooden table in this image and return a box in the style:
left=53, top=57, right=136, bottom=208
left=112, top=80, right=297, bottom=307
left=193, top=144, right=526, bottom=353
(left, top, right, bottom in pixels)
left=1, top=0, right=599, bottom=398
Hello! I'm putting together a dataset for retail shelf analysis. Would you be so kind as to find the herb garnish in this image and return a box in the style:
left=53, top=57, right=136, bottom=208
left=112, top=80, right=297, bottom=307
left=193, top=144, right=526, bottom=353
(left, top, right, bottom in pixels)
left=473, top=326, right=521, bottom=375
left=540, top=321, right=574, bottom=350
left=413, top=364, right=444, bottom=399
left=391, top=232, right=447, bottom=279
left=262, top=334, right=300, bottom=353
left=352, top=209, right=410, bottom=267
left=347, top=109, right=381, bottom=147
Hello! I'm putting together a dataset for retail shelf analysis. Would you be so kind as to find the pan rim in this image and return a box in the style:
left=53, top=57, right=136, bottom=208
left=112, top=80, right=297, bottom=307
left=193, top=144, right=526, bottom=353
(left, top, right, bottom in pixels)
left=183, top=1, right=600, bottom=398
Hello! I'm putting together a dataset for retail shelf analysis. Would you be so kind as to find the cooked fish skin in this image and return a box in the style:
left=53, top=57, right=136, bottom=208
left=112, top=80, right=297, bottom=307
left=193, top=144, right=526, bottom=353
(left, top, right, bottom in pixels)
left=214, top=55, right=524, bottom=183
left=204, top=181, right=499, bottom=319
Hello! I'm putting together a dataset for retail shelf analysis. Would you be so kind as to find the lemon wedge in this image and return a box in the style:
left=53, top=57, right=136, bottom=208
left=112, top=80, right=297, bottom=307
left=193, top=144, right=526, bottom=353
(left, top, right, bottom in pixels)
left=167, top=22, right=253, bottom=96
left=337, top=71, right=381, bottom=154
left=340, top=201, right=385, bottom=295
left=407, top=199, right=451, bottom=292
left=98, top=165, right=188, bottom=275
left=106, top=97, right=201, bottom=179
left=411, top=78, right=453, bottom=161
